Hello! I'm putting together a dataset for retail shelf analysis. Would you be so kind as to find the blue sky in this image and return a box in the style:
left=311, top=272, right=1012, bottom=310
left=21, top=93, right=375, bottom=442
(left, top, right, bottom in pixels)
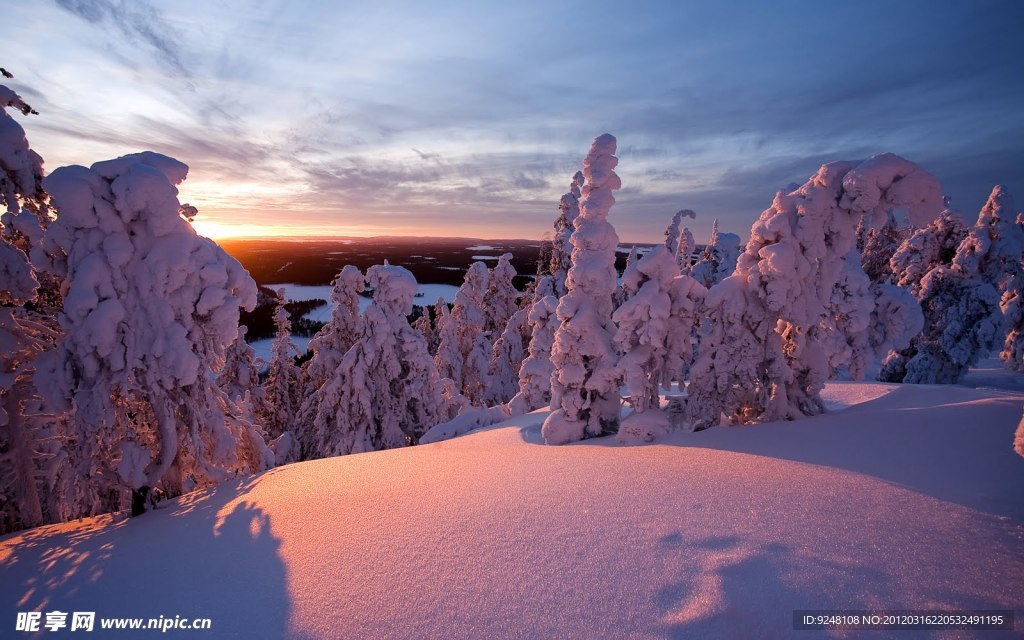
left=4, top=0, right=1022, bottom=242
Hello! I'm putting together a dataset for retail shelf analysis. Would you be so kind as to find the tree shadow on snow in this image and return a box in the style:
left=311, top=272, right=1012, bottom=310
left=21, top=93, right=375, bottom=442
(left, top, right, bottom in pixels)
left=651, top=534, right=1004, bottom=640
left=0, top=471, right=303, bottom=639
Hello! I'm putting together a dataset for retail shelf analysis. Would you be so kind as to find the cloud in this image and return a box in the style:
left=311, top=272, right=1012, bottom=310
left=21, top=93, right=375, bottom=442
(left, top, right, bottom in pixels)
left=55, top=0, right=190, bottom=77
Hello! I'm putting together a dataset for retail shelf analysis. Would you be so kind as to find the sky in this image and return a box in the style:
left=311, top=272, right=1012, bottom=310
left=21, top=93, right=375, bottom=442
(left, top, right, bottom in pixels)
left=3, top=0, right=1023, bottom=243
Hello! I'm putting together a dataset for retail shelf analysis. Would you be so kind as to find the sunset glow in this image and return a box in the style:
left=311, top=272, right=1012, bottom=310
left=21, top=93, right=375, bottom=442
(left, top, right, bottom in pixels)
left=3, top=1, right=1020, bottom=243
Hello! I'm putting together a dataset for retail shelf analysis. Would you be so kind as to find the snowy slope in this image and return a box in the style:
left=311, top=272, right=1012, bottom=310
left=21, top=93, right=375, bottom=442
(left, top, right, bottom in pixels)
left=2, top=382, right=1022, bottom=639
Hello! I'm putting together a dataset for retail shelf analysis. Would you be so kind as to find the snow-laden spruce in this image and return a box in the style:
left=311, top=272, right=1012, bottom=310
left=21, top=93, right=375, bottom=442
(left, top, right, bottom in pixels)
left=507, top=276, right=559, bottom=416
left=954, top=186, right=1024, bottom=372
left=890, top=207, right=969, bottom=297
left=551, top=171, right=584, bottom=297
left=542, top=134, right=622, bottom=445
left=304, top=265, right=364, bottom=389
left=613, top=246, right=678, bottom=442
left=434, top=261, right=492, bottom=404
left=309, top=263, right=444, bottom=456
left=482, top=254, right=522, bottom=404
left=685, top=154, right=941, bottom=428
left=690, top=219, right=741, bottom=289
left=487, top=306, right=529, bottom=406
left=0, top=78, right=69, bottom=534
left=258, top=295, right=304, bottom=463
left=39, top=152, right=269, bottom=513
left=485, top=253, right=518, bottom=336
left=881, top=187, right=1013, bottom=384
left=614, top=246, right=680, bottom=407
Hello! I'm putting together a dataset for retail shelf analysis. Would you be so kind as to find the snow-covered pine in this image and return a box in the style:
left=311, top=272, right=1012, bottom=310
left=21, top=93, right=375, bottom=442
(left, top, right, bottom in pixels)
left=879, top=264, right=1000, bottom=384
left=304, top=265, right=364, bottom=390
left=309, top=263, right=443, bottom=456
left=612, top=246, right=680, bottom=442
left=217, top=326, right=262, bottom=404
left=484, top=252, right=518, bottom=337
left=0, top=79, right=70, bottom=533
left=422, top=296, right=448, bottom=356
left=486, top=306, right=529, bottom=406
left=439, top=377, right=471, bottom=422
left=507, top=279, right=559, bottom=416
left=434, top=261, right=491, bottom=405
left=258, top=294, right=304, bottom=457
left=412, top=307, right=435, bottom=353
left=542, top=134, right=623, bottom=445
left=664, top=209, right=694, bottom=255
left=690, top=219, right=741, bottom=289
left=40, top=152, right=269, bottom=513
left=1001, top=265, right=1024, bottom=372
left=685, top=154, right=942, bottom=428
left=953, top=186, right=1024, bottom=372
left=889, top=207, right=969, bottom=297
left=662, top=273, right=707, bottom=389
left=857, top=211, right=908, bottom=285
left=551, top=171, right=584, bottom=298
left=953, top=185, right=1023, bottom=290
left=880, top=188, right=1013, bottom=383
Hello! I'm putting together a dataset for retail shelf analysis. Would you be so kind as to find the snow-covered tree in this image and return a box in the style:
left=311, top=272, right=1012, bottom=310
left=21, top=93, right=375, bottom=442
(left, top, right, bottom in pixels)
left=423, top=297, right=449, bottom=356
left=40, top=152, right=269, bottom=513
left=880, top=187, right=1017, bottom=383
left=685, top=154, right=942, bottom=429
left=879, top=265, right=1000, bottom=384
left=507, top=278, right=559, bottom=416
left=663, top=273, right=707, bottom=388
left=0, top=76, right=64, bottom=533
left=218, top=326, right=262, bottom=403
left=551, top=171, right=584, bottom=297
left=304, top=265, right=364, bottom=390
left=690, top=219, right=741, bottom=289
left=953, top=185, right=1023, bottom=290
left=434, top=262, right=491, bottom=404
left=664, top=209, right=693, bottom=255
left=487, top=306, right=529, bottom=406
left=890, top=207, right=969, bottom=297
left=612, top=246, right=679, bottom=440
left=857, top=211, right=907, bottom=285
left=258, top=294, right=303, bottom=460
left=542, top=134, right=623, bottom=445
left=484, top=252, right=518, bottom=337
left=308, top=263, right=444, bottom=456
left=1001, top=266, right=1024, bottom=372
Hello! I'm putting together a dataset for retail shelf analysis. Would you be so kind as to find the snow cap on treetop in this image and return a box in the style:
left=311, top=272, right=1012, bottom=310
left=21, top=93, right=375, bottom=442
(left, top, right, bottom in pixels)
left=367, top=262, right=417, bottom=316
left=839, top=153, right=943, bottom=230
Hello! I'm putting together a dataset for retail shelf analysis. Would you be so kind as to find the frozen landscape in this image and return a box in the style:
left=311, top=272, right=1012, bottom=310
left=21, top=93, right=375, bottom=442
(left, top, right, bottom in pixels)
left=1, top=372, right=1021, bottom=639
left=3, top=1, right=1024, bottom=638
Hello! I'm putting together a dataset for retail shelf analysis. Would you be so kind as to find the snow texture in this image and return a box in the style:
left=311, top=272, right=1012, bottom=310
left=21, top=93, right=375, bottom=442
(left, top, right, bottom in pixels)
left=2, top=378, right=1020, bottom=639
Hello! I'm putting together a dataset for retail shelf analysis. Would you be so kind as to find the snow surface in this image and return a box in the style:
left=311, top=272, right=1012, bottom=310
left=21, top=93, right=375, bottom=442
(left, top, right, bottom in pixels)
left=2, top=379, right=1021, bottom=639
left=470, top=255, right=499, bottom=261
left=465, top=245, right=496, bottom=251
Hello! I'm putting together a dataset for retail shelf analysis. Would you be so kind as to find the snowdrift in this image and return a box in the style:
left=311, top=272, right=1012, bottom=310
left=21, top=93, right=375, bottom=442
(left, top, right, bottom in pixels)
left=2, top=381, right=1022, bottom=639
